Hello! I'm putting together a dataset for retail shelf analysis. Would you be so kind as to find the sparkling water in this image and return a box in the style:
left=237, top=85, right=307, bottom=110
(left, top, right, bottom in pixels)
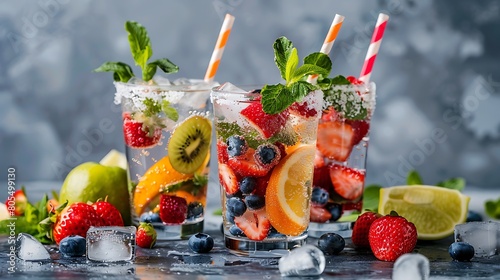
left=16, top=233, right=51, bottom=261
left=278, top=245, right=326, bottom=277
left=86, top=226, right=136, bottom=262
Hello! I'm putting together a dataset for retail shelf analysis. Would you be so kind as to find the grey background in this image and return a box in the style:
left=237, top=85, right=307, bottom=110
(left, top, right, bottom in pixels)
left=1, top=0, right=500, bottom=196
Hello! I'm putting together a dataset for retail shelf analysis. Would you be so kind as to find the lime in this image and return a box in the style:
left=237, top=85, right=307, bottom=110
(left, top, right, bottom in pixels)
left=379, top=185, right=470, bottom=240
left=99, top=149, right=127, bottom=170
left=59, top=162, right=131, bottom=225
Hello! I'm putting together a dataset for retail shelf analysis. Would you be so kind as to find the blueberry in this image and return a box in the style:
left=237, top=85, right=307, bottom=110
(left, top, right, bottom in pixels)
left=225, top=211, right=235, bottom=224
left=245, top=194, right=265, bottom=210
left=311, top=187, right=329, bottom=206
left=140, top=212, right=162, bottom=223
left=187, top=202, right=204, bottom=219
left=59, top=235, right=86, bottom=257
left=255, top=144, right=280, bottom=165
left=318, top=233, right=345, bottom=255
left=326, top=203, right=342, bottom=221
left=226, top=135, right=248, bottom=157
left=449, top=242, right=475, bottom=261
left=226, top=197, right=247, bottom=217
left=188, top=233, right=214, bottom=253
left=466, top=211, right=483, bottom=222
left=239, top=177, right=257, bottom=194
left=228, top=225, right=245, bottom=236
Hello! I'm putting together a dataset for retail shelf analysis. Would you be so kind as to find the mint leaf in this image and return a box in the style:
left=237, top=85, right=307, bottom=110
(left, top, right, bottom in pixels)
left=144, top=58, right=179, bottom=81
left=93, top=62, right=134, bottom=82
left=142, top=98, right=162, bottom=117
left=363, top=184, right=382, bottom=212
left=436, top=177, right=465, bottom=191
left=143, top=63, right=158, bottom=81
left=273, top=37, right=295, bottom=80
left=161, top=100, right=179, bottom=122
left=407, top=170, right=423, bottom=185
left=261, top=83, right=294, bottom=114
left=125, top=21, right=152, bottom=70
left=485, top=199, right=500, bottom=219
left=285, top=48, right=299, bottom=82
left=291, top=64, right=330, bottom=83
left=302, top=52, right=332, bottom=77
left=330, top=75, right=351, bottom=85
left=290, top=81, right=316, bottom=101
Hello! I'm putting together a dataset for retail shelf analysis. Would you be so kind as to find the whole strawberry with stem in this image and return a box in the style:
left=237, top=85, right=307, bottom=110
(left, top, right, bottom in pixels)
left=92, top=199, right=124, bottom=226
left=368, top=211, right=417, bottom=261
left=352, top=211, right=381, bottom=248
left=136, top=222, right=157, bottom=248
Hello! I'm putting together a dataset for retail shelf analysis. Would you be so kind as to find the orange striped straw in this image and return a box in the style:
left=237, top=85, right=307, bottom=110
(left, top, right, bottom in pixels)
left=358, top=13, right=389, bottom=84
left=307, top=14, right=345, bottom=84
left=204, top=14, right=235, bottom=83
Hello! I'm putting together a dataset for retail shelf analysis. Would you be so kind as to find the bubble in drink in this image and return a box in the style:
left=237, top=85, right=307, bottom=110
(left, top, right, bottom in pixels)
left=15, top=233, right=51, bottom=261
left=454, top=221, right=499, bottom=257
left=278, top=245, right=326, bottom=277
left=392, top=253, right=430, bottom=280
left=86, top=226, right=136, bottom=262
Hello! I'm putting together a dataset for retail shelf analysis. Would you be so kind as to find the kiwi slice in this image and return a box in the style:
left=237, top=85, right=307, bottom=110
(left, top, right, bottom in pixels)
left=168, top=116, right=212, bottom=174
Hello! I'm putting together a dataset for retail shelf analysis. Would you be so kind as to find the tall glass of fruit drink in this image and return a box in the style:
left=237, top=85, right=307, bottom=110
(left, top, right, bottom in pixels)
left=308, top=76, right=376, bottom=237
left=211, top=37, right=331, bottom=257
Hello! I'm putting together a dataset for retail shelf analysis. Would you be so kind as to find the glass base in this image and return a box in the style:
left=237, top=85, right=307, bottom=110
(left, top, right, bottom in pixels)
left=151, top=220, right=204, bottom=240
left=224, top=233, right=307, bottom=258
left=307, top=221, right=354, bottom=239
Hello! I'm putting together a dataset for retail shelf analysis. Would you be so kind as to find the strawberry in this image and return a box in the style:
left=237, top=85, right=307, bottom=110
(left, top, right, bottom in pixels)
left=314, top=150, right=325, bottom=168
left=368, top=212, right=418, bottom=262
left=329, top=164, right=365, bottom=200
left=289, top=101, right=318, bottom=118
left=5, top=189, right=28, bottom=216
left=316, top=121, right=355, bottom=162
left=310, top=205, right=332, bottom=223
left=321, top=107, right=341, bottom=122
left=136, top=222, right=157, bottom=249
left=240, top=98, right=289, bottom=139
left=92, top=200, right=124, bottom=226
left=123, top=113, right=161, bottom=148
left=217, top=140, right=229, bottom=164
left=51, top=202, right=105, bottom=245
left=218, top=163, right=239, bottom=195
left=254, top=173, right=271, bottom=197
left=234, top=209, right=271, bottom=241
left=346, top=120, right=370, bottom=146
left=227, top=148, right=271, bottom=177
left=159, top=195, right=187, bottom=225
left=313, top=165, right=333, bottom=191
left=351, top=211, right=381, bottom=248
left=346, top=76, right=363, bottom=85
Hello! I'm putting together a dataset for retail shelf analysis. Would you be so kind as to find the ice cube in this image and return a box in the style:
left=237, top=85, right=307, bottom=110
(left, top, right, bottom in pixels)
left=454, top=221, right=499, bottom=257
left=127, top=77, right=147, bottom=85
left=16, top=233, right=51, bottom=261
left=217, top=82, right=247, bottom=93
left=278, top=245, right=325, bottom=277
left=152, top=76, right=171, bottom=86
left=392, top=253, right=430, bottom=280
left=86, top=226, right=136, bottom=263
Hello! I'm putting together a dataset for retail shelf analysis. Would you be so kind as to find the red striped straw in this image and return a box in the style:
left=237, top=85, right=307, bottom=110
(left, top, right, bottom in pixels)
left=307, top=14, right=345, bottom=84
left=358, top=13, right=389, bottom=84
left=204, top=14, right=235, bottom=83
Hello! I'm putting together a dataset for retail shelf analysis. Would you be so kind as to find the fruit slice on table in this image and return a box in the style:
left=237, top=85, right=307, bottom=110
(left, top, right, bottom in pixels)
left=378, top=185, right=470, bottom=240
left=168, top=116, right=212, bottom=174
left=316, top=121, right=355, bottom=162
left=266, top=145, right=315, bottom=236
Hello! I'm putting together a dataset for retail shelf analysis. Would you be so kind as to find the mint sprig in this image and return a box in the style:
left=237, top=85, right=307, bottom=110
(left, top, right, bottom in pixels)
left=94, top=21, right=179, bottom=82
left=261, top=37, right=332, bottom=114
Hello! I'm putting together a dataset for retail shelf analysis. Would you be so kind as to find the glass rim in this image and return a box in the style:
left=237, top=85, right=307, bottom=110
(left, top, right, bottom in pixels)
left=114, top=79, right=219, bottom=93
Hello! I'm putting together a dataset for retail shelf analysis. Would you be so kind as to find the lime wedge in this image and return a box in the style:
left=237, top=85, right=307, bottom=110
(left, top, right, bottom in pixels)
left=99, top=149, right=127, bottom=170
left=379, top=185, right=470, bottom=240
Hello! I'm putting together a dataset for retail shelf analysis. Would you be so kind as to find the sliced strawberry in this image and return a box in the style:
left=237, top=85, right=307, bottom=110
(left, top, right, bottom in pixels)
left=313, top=165, right=333, bottom=191
left=234, top=209, right=271, bottom=241
left=346, top=120, right=370, bottom=146
left=240, top=99, right=289, bottom=139
left=218, top=163, right=239, bottom=195
left=314, top=150, right=325, bottom=168
left=316, top=121, right=355, bottom=162
left=254, top=173, right=271, bottom=197
left=217, top=140, right=229, bottom=164
left=346, top=76, right=363, bottom=85
left=329, top=164, right=365, bottom=200
left=227, top=148, right=271, bottom=177
left=310, top=206, right=332, bottom=223
left=289, top=101, right=318, bottom=118
left=159, top=195, right=187, bottom=225
left=123, top=113, right=161, bottom=148
left=321, top=107, right=341, bottom=122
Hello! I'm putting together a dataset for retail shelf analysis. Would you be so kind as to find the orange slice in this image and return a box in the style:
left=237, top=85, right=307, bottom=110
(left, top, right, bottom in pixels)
left=266, top=145, right=315, bottom=235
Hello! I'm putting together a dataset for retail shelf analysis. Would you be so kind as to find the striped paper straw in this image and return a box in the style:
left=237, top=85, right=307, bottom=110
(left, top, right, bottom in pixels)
left=358, top=13, right=389, bottom=84
left=204, top=13, right=235, bottom=83
left=307, top=14, right=345, bottom=84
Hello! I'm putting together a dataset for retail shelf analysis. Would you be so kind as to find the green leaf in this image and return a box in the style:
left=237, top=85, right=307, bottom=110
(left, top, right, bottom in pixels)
left=303, top=52, right=332, bottom=76
left=161, top=100, right=179, bottom=122
left=436, top=177, right=465, bottom=191
left=125, top=21, right=153, bottom=71
left=338, top=212, right=360, bottom=222
left=485, top=199, right=500, bottom=219
left=151, top=58, right=179, bottom=74
left=291, top=64, right=330, bottom=83
left=290, top=81, right=316, bottom=102
left=261, top=84, right=294, bottom=114
left=273, top=37, right=295, bottom=80
left=142, top=63, right=157, bottom=81
left=93, top=61, right=134, bottom=82
left=142, top=98, right=162, bottom=117
left=407, top=170, right=423, bottom=185
left=363, top=184, right=382, bottom=212
left=285, top=48, right=299, bottom=83
left=330, top=75, right=351, bottom=85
